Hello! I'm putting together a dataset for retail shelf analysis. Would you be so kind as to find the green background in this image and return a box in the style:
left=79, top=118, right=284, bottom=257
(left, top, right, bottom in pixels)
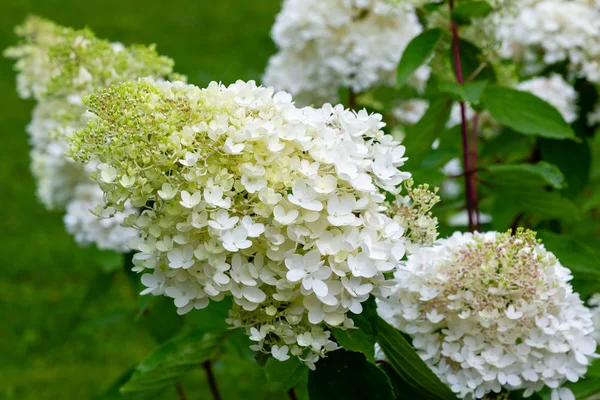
left=0, top=1, right=287, bottom=398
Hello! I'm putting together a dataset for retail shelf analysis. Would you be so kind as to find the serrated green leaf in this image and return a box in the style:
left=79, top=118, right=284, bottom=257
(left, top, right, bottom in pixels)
left=488, top=187, right=578, bottom=221
left=308, top=349, right=395, bottom=400
left=537, top=231, right=600, bottom=277
left=403, top=97, right=452, bottom=170
left=484, top=162, right=566, bottom=189
left=481, top=86, right=575, bottom=139
left=263, top=357, right=307, bottom=390
left=397, top=29, right=443, bottom=88
left=375, top=317, right=456, bottom=400
left=452, top=1, right=493, bottom=24
left=121, top=330, right=229, bottom=393
left=438, top=80, right=487, bottom=104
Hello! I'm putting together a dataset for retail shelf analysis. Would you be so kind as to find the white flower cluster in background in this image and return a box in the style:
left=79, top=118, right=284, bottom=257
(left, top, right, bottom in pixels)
left=517, top=74, right=578, bottom=123
left=497, top=0, right=600, bottom=83
left=70, top=78, right=439, bottom=367
left=4, top=16, right=178, bottom=251
left=263, top=0, right=429, bottom=105
left=64, top=184, right=138, bottom=252
left=378, top=230, right=596, bottom=400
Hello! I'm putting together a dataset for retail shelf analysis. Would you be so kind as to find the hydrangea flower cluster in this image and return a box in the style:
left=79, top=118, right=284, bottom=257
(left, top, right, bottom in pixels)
left=497, top=0, right=600, bottom=83
left=64, top=184, right=137, bottom=252
left=263, top=0, right=428, bottom=105
left=4, top=16, right=178, bottom=250
left=378, top=230, right=596, bottom=399
left=516, top=74, right=578, bottom=123
left=69, top=78, right=439, bottom=366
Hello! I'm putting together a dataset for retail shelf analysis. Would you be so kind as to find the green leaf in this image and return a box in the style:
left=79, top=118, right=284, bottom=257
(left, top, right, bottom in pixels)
left=491, top=188, right=578, bottom=221
left=331, top=297, right=378, bottom=361
left=263, top=357, right=307, bottom=390
left=138, top=296, right=183, bottom=343
left=481, top=86, right=575, bottom=139
left=121, top=330, right=229, bottom=393
left=537, top=231, right=600, bottom=277
left=480, top=128, right=534, bottom=162
left=375, top=317, right=456, bottom=400
left=331, top=326, right=376, bottom=362
left=308, top=349, right=395, bottom=400
left=540, top=137, right=591, bottom=198
left=450, top=39, right=496, bottom=83
left=397, top=29, right=443, bottom=88
left=452, top=1, right=493, bottom=24
left=96, top=367, right=163, bottom=400
left=484, top=162, right=566, bottom=189
left=403, top=97, right=452, bottom=170
left=437, top=80, right=487, bottom=104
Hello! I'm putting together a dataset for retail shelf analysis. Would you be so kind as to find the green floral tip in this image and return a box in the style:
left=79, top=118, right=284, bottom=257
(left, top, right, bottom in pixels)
left=4, top=15, right=182, bottom=100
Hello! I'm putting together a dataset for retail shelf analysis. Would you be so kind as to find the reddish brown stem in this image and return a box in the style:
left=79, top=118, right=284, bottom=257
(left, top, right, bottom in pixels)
left=348, top=88, right=357, bottom=109
left=288, top=388, right=299, bottom=400
left=175, top=382, right=188, bottom=400
left=449, top=0, right=479, bottom=232
left=202, top=361, right=222, bottom=400
left=470, top=113, right=481, bottom=231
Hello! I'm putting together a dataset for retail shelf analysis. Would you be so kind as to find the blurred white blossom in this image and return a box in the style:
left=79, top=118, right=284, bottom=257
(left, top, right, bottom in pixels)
left=263, top=0, right=428, bottom=105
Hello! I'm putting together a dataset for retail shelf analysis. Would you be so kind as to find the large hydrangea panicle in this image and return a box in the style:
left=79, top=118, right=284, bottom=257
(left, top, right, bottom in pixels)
left=3, top=16, right=178, bottom=101
left=378, top=229, right=596, bottom=399
left=4, top=16, right=179, bottom=252
left=263, top=0, right=429, bottom=105
left=70, top=78, right=439, bottom=365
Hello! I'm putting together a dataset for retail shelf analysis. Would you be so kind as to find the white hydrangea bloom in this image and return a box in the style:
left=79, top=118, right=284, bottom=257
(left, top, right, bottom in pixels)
left=71, top=78, right=439, bottom=367
left=25, top=98, right=88, bottom=209
left=497, top=0, right=600, bottom=83
left=392, top=99, right=429, bottom=125
left=64, top=184, right=137, bottom=251
left=263, top=0, right=427, bottom=105
left=379, top=230, right=596, bottom=399
left=517, top=74, right=578, bottom=123
left=5, top=16, right=177, bottom=251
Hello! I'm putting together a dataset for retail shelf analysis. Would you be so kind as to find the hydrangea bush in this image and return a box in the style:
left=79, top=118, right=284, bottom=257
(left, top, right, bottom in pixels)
left=6, top=0, right=600, bottom=397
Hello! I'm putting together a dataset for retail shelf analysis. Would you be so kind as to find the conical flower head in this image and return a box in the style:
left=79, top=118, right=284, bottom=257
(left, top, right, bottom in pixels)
left=70, top=78, right=439, bottom=366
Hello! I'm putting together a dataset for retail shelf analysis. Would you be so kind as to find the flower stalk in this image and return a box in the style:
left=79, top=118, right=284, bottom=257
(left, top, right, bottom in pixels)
left=202, top=360, right=222, bottom=400
left=449, top=0, right=480, bottom=232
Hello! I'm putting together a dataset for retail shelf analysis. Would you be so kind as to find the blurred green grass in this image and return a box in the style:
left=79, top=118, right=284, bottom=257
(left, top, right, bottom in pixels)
left=0, top=1, right=284, bottom=398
